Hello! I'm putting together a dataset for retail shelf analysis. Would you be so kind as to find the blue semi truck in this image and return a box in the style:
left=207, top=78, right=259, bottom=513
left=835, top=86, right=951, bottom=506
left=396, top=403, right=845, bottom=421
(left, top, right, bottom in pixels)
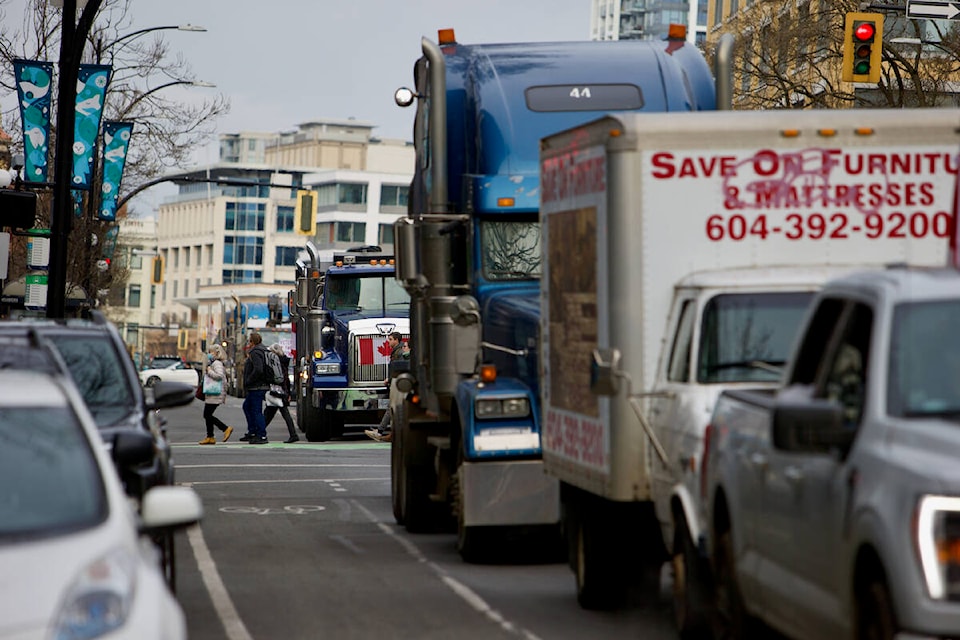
left=388, top=27, right=724, bottom=561
left=290, top=243, right=409, bottom=442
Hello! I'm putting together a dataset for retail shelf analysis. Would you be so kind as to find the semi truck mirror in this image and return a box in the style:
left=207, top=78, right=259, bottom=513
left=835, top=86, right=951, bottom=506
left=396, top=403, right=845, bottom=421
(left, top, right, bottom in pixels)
left=590, top=348, right=622, bottom=396
left=395, top=218, right=419, bottom=282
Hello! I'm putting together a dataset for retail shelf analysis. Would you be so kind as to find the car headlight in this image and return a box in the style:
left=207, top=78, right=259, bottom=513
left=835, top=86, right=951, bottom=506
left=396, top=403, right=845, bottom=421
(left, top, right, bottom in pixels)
left=916, top=495, right=960, bottom=600
left=315, top=363, right=340, bottom=375
left=53, top=547, right=136, bottom=640
left=475, top=396, right=530, bottom=419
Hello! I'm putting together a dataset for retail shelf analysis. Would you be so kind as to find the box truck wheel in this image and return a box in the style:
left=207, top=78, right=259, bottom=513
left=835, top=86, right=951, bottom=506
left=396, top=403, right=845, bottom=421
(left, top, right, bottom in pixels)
left=575, top=513, right=626, bottom=610
left=672, top=516, right=712, bottom=639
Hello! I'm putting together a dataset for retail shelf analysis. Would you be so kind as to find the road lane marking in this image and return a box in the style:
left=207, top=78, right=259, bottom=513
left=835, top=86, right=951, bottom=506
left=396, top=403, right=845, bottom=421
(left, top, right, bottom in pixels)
left=181, top=477, right=388, bottom=486
left=351, top=500, right=543, bottom=640
left=176, top=464, right=389, bottom=469
left=187, top=525, right=253, bottom=640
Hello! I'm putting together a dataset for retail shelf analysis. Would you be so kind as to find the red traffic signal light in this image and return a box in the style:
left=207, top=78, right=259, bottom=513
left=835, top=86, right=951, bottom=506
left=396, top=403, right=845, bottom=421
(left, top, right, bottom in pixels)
left=842, top=12, right=884, bottom=84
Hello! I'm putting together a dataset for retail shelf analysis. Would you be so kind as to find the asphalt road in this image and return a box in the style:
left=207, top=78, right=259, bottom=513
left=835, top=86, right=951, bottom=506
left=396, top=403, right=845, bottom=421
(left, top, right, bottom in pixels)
left=161, top=398, right=682, bottom=640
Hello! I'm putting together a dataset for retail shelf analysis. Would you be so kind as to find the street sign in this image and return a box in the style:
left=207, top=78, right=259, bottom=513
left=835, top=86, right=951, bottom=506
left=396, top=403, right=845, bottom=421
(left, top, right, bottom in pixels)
left=907, top=0, right=960, bottom=20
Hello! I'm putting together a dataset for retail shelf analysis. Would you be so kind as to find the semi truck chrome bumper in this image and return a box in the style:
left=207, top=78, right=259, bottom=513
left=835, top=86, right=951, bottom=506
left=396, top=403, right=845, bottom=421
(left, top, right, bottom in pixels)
left=460, top=459, right=560, bottom=527
left=312, top=387, right=388, bottom=411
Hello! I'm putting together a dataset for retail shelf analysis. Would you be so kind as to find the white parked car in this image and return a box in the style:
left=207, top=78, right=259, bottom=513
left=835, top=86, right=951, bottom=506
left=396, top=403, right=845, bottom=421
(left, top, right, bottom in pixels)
left=139, top=361, right=200, bottom=388
left=0, top=368, right=203, bottom=640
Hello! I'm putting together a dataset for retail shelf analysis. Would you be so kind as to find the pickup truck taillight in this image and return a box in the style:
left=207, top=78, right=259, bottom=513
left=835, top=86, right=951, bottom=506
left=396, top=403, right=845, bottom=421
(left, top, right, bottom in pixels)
left=700, top=423, right=714, bottom=503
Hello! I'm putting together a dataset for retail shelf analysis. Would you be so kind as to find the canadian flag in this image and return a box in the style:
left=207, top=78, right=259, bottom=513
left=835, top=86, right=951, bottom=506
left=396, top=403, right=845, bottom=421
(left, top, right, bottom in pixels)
left=357, top=336, right=391, bottom=366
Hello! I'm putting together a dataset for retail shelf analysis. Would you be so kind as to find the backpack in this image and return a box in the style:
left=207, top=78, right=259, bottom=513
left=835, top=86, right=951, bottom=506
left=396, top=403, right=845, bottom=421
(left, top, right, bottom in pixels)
left=264, top=349, right=286, bottom=386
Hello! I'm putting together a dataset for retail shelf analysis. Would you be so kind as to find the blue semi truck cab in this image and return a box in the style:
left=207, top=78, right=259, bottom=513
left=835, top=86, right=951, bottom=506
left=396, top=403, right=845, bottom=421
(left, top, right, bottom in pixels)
left=388, top=27, right=720, bottom=560
left=290, top=243, right=409, bottom=442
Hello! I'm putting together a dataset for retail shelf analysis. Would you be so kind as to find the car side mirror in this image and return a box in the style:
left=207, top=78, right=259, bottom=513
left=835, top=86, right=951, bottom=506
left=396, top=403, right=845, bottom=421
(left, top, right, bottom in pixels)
left=147, top=380, right=195, bottom=410
left=590, top=348, right=621, bottom=396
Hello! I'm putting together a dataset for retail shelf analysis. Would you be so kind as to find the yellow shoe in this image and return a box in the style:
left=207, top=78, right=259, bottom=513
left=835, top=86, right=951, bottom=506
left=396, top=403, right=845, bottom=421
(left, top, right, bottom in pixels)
left=199, top=437, right=217, bottom=445
left=222, top=426, right=234, bottom=442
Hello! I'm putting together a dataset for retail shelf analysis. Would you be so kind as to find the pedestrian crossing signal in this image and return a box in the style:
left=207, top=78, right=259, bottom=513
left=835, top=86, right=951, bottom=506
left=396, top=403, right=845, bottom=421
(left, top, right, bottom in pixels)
left=296, top=190, right=317, bottom=236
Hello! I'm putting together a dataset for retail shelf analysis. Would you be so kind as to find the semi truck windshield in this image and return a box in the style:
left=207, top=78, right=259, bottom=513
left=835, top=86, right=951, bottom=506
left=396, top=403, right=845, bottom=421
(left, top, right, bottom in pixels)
left=480, top=219, right=541, bottom=281
left=325, top=275, right=410, bottom=313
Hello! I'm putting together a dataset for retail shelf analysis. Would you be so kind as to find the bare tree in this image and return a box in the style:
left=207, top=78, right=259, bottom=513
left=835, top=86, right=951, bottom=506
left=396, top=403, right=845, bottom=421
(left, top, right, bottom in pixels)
left=0, top=0, right=228, bottom=311
left=707, top=0, right=960, bottom=110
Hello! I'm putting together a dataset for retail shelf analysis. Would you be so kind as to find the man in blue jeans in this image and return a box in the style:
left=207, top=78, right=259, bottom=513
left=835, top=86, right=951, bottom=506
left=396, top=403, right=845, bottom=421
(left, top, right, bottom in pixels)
left=241, top=332, right=271, bottom=444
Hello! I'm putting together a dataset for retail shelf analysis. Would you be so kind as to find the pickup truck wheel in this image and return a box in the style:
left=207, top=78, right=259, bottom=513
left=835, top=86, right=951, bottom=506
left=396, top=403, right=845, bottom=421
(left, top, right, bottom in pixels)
left=672, top=518, right=711, bottom=639
left=712, top=531, right=752, bottom=640
left=856, top=577, right=897, bottom=640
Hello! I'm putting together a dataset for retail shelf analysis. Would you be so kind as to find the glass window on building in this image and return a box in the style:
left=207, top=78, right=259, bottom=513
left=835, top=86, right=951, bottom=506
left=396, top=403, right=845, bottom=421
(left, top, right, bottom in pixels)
left=336, top=222, right=366, bottom=243
left=713, top=0, right=721, bottom=24
left=151, top=285, right=156, bottom=309
left=126, top=324, right=138, bottom=347
left=172, top=248, right=179, bottom=268
left=130, top=249, right=142, bottom=270
left=128, top=284, right=141, bottom=308
left=379, top=185, right=409, bottom=209
left=275, top=246, right=299, bottom=266
left=184, top=280, right=190, bottom=297
left=276, top=205, right=294, bottom=232
left=208, top=244, right=214, bottom=265
left=222, top=269, right=262, bottom=284
left=225, top=202, right=266, bottom=231
left=223, top=236, right=264, bottom=265
left=185, top=247, right=190, bottom=268
left=173, top=280, right=178, bottom=298
left=379, top=223, right=394, bottom=246
left=339, top=183, right=367, bottom=205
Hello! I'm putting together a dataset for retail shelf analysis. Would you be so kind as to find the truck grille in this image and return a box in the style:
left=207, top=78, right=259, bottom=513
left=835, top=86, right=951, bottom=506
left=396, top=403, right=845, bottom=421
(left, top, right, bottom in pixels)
left=350, top=333, right=408, bottom=383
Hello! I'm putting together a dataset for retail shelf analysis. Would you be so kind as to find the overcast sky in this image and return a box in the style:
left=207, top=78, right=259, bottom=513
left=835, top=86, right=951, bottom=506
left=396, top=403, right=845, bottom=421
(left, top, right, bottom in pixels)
left=129, top=0, right=592, bottom=163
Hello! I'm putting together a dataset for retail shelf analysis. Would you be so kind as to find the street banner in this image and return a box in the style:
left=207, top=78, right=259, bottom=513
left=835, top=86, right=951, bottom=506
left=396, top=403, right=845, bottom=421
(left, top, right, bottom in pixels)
left=71, top=63, right=111, bottom=189
left=12, top=59, right=53, bottom=183
left=98, top=121, right=133, bottom=221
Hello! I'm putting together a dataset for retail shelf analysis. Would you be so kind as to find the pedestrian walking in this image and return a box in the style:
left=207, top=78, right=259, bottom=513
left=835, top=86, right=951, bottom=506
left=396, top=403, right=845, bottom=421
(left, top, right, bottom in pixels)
left=240, top=332, right=271, bottom=444
left=365, top=332, right=408, bottom=442
left=199, top=345, right=234, bottom=445
left=264, top=343, right=299, bottom=443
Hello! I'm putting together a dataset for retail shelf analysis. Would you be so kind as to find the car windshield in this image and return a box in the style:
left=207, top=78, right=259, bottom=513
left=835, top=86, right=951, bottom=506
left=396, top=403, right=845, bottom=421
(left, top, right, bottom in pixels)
left=45, top=334, right=138, bottom=427
left=697, top=291, right=814, bottom=383
left=0, top=406, right=107, bottom=539
left=888, top=300, right=960, bottom=418
left=324, top=275, right=410, bottom=313
left=150, top=357, right=182, bottom=369
left=480, top=219, right=541, bottom=281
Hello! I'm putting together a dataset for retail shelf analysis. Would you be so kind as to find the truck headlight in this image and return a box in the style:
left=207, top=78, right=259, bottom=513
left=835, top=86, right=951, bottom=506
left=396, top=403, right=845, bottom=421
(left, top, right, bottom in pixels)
left=315, top=363, right=340, bottom=375
left=916, top=495, right=960, bottom=600
left=475, top=396, right=530, bottom=419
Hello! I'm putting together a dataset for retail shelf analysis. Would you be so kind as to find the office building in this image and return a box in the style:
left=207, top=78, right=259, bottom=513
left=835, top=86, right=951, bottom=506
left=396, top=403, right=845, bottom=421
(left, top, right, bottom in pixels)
left=591, top=0, right=708, bottom=46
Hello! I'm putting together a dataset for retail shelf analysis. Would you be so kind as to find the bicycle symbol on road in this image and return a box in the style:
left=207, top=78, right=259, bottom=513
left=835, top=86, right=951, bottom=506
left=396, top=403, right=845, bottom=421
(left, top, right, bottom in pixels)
left=219, top=505, right=326, bottom=515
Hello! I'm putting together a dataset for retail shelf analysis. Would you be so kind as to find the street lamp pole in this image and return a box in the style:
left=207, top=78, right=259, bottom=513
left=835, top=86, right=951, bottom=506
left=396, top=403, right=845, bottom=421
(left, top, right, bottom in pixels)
left=48, top=0, right=104, bottom=318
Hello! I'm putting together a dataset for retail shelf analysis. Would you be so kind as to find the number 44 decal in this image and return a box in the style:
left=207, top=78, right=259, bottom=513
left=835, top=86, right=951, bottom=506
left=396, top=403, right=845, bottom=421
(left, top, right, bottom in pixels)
left=569, top=87, right=592, bottom=98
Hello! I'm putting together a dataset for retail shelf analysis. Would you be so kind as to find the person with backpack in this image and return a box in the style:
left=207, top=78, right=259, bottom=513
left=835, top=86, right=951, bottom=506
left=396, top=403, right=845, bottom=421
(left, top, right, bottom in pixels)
left=264, top=343, right=299, bottom=443
left=240, top=332, right=271, bottom=444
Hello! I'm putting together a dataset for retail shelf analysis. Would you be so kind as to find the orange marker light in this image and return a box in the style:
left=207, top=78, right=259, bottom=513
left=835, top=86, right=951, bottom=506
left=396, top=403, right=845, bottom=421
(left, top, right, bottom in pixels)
left=480, top=364, right=497, bottom=383
left=668, top=24, right=686, bottom=40
left=497, top=197, right=515, bottom=208
left=818, top=129, right=837, bottom=137
left=438, top=29, right=456, bottom=45
left=781, top=129, right=801, bottom=138
left=855, top=127, right=875, bottom=136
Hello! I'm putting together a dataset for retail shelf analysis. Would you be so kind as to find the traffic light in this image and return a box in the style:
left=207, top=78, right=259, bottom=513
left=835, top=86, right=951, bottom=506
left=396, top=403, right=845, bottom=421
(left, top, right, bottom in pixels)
left=295, top=190, right=317, bottom=236
left=150, top=256, right=164, bottom=285
left=177, top=328, right=188, bottom=351
left=842, top=12, right=884, bottom=83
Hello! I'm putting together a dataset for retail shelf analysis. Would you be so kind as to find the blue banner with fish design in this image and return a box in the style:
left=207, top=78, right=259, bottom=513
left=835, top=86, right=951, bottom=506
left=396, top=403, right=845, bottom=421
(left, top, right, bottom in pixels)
left=71, top=64, right=111, bottom=190
left=98, top=121, right=133, bottom=221
left=13, top=59, right=53, bottom=183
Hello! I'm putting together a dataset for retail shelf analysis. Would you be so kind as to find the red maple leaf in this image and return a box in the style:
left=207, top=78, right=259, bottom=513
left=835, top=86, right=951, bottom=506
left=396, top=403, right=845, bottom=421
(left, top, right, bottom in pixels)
left=377, top=340, right=392, bottom=357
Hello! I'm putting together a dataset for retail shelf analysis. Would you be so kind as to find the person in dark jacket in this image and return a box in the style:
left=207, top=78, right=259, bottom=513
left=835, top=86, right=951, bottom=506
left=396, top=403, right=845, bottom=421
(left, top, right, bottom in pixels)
left=264, top=343, right=299, bottom=443
left=241, top=332, right=270, bottom=444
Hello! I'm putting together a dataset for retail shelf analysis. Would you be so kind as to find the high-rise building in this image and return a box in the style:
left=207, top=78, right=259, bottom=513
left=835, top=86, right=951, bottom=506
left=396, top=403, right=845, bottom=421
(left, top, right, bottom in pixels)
left=590, top=0, right=708, bottom=46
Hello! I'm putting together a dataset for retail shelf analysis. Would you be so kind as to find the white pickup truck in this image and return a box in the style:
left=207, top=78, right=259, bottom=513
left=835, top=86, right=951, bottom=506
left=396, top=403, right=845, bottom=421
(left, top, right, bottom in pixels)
left=703, top=266, right=960, bottom=639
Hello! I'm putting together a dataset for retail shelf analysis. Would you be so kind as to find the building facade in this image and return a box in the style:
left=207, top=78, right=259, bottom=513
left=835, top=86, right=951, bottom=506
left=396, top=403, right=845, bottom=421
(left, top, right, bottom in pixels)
left=591, top=0, right=708, bottom=46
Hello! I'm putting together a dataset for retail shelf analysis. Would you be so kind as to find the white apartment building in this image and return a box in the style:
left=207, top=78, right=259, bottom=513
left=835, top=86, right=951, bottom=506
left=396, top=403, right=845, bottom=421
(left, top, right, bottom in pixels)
left=149, top=121, right=413, bottom=360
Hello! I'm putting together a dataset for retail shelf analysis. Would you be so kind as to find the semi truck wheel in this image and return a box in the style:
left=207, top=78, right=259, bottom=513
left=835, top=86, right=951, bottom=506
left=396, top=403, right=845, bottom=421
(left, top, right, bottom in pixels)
left=303, top=402, right=333, bottom=442
left=399, top=408, right=437, bottom=533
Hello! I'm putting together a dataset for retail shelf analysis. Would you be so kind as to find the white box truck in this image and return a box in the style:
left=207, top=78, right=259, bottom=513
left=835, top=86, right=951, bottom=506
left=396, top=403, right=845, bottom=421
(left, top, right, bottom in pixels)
left=538, top=108, right=959, bottom=632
